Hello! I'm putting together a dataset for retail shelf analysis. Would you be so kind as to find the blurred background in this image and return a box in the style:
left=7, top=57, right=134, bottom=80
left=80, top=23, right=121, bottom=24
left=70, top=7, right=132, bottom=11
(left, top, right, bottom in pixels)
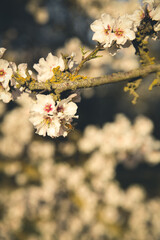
left=0, top=0, right=160, bottom=239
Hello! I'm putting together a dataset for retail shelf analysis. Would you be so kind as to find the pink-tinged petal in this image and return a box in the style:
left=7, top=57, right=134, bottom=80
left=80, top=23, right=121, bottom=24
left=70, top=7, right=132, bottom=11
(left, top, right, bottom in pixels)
left=151, top=5, right=160, bottom=20
left=37, top=71, right=53, bottom=82
left=92, top=31, right=106, bottom=43
left=58, top=56, right=65, bottom=71
left=0, top=59, right=9, bottom=70
left=90, top=19, right=104, bottom=32
left=36, top=123, right=47, bottom=136
left=18, top=63, right=28, bottom=78
left=125, top=30, right=136, bottom=40
left=101, top=13, right=115, bottom=29
left=116, top=37, right=126, bottom=45
left=47, top=119, right=61, bottom=137
left=39, top=57, right=48, bottom=66
left=9, top=62, right=17, bottom=72
left=0, top=88, right=12, bottom=103
left=46, top=53, right=58, bottom=66
left=63, top=102, right=78, bottom=116
left=29, top=114, right=43, bottom=125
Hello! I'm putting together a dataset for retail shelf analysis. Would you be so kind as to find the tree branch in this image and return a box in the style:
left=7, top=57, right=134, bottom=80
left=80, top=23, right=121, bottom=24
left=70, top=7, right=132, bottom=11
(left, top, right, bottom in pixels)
left=28, top=63, right=160, bottom=94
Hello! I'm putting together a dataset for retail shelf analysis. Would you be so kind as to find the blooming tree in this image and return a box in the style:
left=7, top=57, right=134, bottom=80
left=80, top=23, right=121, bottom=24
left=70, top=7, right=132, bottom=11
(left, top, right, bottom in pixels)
left=0, top=0, right=160, bottom=138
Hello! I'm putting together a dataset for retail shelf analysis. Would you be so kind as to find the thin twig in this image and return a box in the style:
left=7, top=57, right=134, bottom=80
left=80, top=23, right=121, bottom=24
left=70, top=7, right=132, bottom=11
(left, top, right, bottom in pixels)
left=74, top=43, right=104, bottom=75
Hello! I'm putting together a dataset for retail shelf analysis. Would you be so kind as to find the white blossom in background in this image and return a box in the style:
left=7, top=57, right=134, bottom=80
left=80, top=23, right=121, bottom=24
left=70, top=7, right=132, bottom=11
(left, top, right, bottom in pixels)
left=29, top=94, right=78, bottom=138
left=90, top=13, right=115, bottom=47
left=33, top=53, right=65, bottom=82
left=78, top=114, right=160, bottom=166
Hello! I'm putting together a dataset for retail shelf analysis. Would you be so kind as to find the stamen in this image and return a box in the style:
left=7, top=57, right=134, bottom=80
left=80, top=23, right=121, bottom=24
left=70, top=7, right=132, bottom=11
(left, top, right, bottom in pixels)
left=104, top=25, right=111, bottom=35
left=0, top=69, right=6, bottom=77
left=44, top=103, right=53, bottom=113
left=44, top=116, right=52, bottom=125
left=57, top=105, right=64, bottom=112
left=115, top=28, right=124, bottom=37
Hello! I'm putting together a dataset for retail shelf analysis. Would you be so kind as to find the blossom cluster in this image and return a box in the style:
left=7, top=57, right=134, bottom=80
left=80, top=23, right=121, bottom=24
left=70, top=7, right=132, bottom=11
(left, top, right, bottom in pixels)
left=90, top=0, right=160, bottom=54
left=29, top=93, right=78, bottom=137
left=0, top=48, right=78, bottom=138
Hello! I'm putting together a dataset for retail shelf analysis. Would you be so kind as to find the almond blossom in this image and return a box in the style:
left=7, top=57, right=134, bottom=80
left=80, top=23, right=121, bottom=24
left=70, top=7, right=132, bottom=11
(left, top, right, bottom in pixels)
left=29, top=94, right=78, bottom=138
left=33, top=53, right=65, bottom=82
left=143, top=0, right=160, bottom=20
left=56, top=93, right=78, bottom=120
left=30, top=94, right=56, bottom=115
left=0, top=59, right=13, bottom=88
left=112, top=15, right=136, bottom=45
left=0, top=83, right=12, bottom=103
left=29, top=113, right=61, bottom=137
left=90, top=13, right=136, bottom=52
left=90, top=13, right=115, bottom=48
left=127, top=9, right=145, bottom=31
left=0, top=57, right=13, bottom=102
left=143, top=0, right=160, bottom=36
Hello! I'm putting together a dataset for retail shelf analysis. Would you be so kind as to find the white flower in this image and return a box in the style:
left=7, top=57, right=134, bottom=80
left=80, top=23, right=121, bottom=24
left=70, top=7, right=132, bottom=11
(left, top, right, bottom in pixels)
left=30, top=94, right=56, bottom=115
left=0, top=83, right=12, bottom=103
left=149, top=4, right=160, bottom=21
left=33, top=53, right=65, bottom=82
left=17, top=63, right=28, bottom=78
left=146, top=1, right=160, bottom=35
left=10, top=62, right=31, bottom=79
left=154, top=22, right=160, bottom=31
left=29, top=113, right=61, bottom=137
left=56, top=93, right=78, bottom=120
left=90, top=13, right=115, bottom=48
left=56, top=95, right=78, bottom=137
left=112, top=15, right=136, bottom=45
left=29, top=94, right=78, bottom=138
left=144, top=0, right=160, bottom=20
left=127, top=9, right=145, bottom=31
left=29, top=94, right=61, bottom=137
left=66, top=52, right=76, bottom=70
left=0, top=59, right=13, bottom=88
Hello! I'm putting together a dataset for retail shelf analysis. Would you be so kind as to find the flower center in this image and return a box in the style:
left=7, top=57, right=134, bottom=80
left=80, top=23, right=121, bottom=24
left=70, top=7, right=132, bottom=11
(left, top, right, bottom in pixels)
left=140, top=11, right=145, bottom=19
left=0, top=69, right=6, bottom=77
left=0, top=83, right=3, bottom=89
left=104, top=25, right=111, bottom=35
left=44, top=116, right=52, bottom=125
left=44, top=103, right=53, bottom=113
left=57, top=105, right=64, bottom=113
left=115, top=28, right=124, bottom=37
